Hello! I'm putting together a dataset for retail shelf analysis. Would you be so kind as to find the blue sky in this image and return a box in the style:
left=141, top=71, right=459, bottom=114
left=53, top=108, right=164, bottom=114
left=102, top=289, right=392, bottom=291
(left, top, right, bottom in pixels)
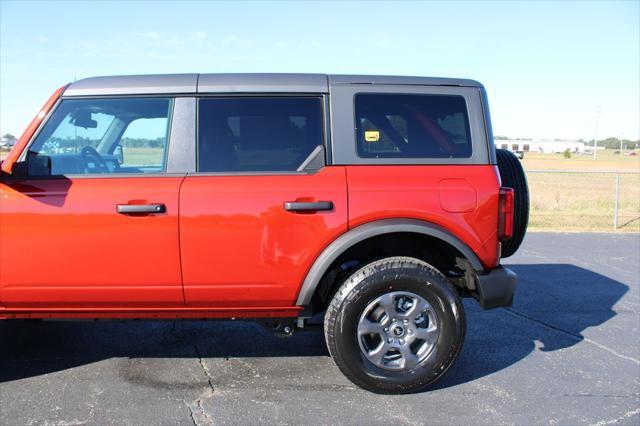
left=1, top=0, right=638, bottom=140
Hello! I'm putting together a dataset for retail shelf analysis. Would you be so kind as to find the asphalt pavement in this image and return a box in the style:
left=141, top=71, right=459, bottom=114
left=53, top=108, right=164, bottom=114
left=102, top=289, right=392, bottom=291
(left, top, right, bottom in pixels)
left=1, top=233, right=639, bottom=425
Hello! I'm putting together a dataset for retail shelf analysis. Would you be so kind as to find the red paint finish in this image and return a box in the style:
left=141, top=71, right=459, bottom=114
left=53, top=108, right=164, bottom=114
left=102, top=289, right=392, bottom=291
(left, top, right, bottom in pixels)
left=0, top=177, right=185, bottom=308
left=345, top=165, right=501, bottom=269
left=438, top=179, right=477, bottom=213
left=1, top=85, right=67, bottom=174
left=179, top=167, right=348, bottom=307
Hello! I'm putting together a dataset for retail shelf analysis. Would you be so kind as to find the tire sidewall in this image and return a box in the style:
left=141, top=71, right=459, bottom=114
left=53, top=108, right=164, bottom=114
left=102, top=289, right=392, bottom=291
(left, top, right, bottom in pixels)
left=330, top=261, right=464, bottom=393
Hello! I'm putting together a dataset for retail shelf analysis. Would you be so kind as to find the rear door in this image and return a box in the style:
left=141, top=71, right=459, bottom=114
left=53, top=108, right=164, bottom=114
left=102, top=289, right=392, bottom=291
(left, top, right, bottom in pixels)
left=179, top=96, right=347, bottom=308
left=0, top=97, right=186, bottom=309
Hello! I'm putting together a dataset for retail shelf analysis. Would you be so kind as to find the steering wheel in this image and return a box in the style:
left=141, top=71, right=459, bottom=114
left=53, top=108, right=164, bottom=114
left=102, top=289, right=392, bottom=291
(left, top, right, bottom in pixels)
left=80, top=146, right=109, bottom=173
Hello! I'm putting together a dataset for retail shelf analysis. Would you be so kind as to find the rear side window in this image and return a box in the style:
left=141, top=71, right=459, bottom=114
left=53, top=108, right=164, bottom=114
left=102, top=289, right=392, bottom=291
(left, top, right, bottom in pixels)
left=27, top=98, right=172, bottom=176
left=355, top=94, right=472, bottom=159
left=198, top=97, right=323, bottom=172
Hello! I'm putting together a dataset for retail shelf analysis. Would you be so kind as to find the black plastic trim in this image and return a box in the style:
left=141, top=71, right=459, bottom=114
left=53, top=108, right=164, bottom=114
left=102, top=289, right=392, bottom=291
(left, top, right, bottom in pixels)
left=295, top=218, right=484, bottom=306
left=475, top=266, right=517, bottom=309
left=116, top=203, right=166, bottom=214
left=283, top=201, right=333, bottom=212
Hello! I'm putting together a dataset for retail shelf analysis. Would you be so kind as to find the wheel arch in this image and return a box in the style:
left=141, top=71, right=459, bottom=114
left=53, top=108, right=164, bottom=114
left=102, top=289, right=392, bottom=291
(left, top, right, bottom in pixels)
left=296, top=218, right=484, bottom=306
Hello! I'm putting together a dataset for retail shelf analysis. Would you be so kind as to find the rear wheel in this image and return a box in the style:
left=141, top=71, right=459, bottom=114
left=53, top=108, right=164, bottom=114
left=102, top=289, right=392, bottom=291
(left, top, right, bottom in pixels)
left=324, top=256, right=465, bottom=394
left=496, top=148, right=529, bottom=257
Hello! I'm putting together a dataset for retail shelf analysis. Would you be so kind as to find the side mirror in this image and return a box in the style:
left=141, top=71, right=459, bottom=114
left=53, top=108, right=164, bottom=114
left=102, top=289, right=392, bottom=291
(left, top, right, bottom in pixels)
left=26, top=152, right=52, bottom=176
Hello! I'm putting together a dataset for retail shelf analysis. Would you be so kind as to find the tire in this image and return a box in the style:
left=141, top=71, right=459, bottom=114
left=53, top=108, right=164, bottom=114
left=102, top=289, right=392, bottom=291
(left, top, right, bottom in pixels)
left=496, top=149, right=529, bottom=257
left=324, top=256, right=465, bottom=394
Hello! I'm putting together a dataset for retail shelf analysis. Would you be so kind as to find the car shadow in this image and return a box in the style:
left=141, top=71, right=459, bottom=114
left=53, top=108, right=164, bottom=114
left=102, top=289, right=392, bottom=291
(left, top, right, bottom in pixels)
left=0, top=264, right=628, bottom=389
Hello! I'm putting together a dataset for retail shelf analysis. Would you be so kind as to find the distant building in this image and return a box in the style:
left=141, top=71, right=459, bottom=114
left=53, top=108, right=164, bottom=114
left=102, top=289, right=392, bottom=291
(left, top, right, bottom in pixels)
left=496, top=139, right=587, bottom=154
left=0, top=135, right=17, bottom=148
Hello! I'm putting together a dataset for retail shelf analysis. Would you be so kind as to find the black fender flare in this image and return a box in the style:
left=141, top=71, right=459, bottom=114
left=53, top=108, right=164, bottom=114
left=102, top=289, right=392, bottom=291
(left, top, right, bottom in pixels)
left=295, top=218, right=484, bottom=306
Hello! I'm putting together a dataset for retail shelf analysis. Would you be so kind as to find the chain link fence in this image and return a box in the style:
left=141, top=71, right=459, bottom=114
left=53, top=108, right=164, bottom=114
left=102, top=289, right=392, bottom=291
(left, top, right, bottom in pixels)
left=527, top=170, right=640, bottom=232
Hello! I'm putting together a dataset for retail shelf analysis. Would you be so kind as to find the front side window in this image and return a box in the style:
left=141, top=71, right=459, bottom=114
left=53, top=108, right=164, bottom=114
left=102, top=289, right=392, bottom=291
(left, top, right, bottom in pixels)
left=27, top=98, right=172, bottom=176
left=198, top=97, right=323, bottom=172
left=355, top=93, right=472, bottom=159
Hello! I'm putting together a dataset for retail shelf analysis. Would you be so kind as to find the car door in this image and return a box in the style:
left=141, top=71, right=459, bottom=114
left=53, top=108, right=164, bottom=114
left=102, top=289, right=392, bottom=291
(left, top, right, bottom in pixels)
left=179, top=96, right=348, bottom=308
left=0, top=96, right=185, bottom=309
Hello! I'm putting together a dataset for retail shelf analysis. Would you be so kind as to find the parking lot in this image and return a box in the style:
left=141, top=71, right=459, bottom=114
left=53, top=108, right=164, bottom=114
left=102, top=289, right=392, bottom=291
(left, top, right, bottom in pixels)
left=1, top=233, right=638, bottom=425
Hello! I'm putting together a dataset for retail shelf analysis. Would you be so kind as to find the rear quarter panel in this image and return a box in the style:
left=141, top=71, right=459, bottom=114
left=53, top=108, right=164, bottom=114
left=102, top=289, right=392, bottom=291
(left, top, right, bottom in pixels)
left=346, top=165, right=501, bottom=269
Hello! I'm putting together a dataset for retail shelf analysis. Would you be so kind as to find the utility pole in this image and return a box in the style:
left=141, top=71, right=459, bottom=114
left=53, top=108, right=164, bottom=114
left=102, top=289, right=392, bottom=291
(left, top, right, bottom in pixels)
left=593, top=106, right=601, bottom=160
left=619, top=133, right=624, bottom=154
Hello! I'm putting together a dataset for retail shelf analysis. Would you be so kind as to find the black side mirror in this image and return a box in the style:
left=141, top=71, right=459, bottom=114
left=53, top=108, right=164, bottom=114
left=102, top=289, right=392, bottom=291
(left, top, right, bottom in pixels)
left=26, top=152, right=52, bottom=176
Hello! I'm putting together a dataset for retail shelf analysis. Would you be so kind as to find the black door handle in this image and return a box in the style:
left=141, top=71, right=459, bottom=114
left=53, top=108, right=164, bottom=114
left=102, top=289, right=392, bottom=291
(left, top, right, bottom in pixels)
left=283, top=201, right=334, bottom=212
left=116, top=204, right=166, bottom=214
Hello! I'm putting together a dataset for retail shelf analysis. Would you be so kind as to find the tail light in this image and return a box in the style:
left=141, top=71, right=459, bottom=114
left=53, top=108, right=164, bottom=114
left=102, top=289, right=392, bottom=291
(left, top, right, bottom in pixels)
left=1, top=84, right=68, bottom=174
left=498, top=187, right=514, bottom=241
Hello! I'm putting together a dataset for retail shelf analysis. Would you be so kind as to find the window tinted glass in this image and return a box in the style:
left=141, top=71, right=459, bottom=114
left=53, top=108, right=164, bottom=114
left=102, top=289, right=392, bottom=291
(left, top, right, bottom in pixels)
left=198, top=97, right=323, bottom=172
left=28, top=98, right=172, bottom=175
left=355, top=94, right=472, bottom=159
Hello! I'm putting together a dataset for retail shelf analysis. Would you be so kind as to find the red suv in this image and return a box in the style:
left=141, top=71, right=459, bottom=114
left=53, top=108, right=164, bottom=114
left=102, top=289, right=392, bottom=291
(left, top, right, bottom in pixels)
left=0, top=74, right=528, bottom=393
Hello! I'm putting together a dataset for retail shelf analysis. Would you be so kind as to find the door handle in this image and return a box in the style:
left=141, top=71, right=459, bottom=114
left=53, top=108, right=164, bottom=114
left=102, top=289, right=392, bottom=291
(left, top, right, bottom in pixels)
left=283, top=201, right=334, bottom=212
left=116, top=203, right=166, bottom=214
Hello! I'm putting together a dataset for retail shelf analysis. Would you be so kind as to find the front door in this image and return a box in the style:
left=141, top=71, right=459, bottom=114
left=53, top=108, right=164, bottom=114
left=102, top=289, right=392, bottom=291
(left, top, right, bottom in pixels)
left=0, top=97, right=184, bottom=309
left=179, top=96, right=348, bottom=308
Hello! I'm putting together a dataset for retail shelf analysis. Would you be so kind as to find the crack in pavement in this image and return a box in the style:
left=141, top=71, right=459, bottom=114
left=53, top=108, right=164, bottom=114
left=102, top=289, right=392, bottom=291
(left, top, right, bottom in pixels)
left=503, top=308, right=640, bottom=365
left=185, top=344, right=216, bottom=426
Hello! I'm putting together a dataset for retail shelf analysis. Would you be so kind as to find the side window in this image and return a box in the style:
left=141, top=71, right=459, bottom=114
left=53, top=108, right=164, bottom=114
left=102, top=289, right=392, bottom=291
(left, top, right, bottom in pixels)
left=198, top=97, right=323, bottom=172
left=119, top=117, right=170, bottom=169
left=27, top=98, right=172, bottom=176
left=355, top=93, right=472, bottom=159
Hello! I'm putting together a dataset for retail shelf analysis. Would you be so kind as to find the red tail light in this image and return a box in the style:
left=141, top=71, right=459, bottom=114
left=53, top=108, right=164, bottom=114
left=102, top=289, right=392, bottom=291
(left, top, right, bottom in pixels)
left=1, top=84, right=68, bottom=174
left=498, top=187, right=514, bottom=240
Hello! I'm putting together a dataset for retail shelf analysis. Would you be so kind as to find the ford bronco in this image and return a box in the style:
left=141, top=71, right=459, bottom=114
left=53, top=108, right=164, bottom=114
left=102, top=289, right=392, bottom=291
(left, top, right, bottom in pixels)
left=0, top=74, right=529, bottom=393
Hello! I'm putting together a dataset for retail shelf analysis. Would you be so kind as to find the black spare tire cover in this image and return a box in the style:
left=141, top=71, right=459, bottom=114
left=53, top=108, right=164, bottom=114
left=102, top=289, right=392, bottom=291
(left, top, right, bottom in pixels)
left=495, top=149, right=529, bottom=258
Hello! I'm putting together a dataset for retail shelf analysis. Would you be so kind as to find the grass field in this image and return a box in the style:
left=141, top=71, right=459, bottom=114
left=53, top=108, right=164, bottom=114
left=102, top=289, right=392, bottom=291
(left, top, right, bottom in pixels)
left=520, top=150, right=640, bottom=172
left=2, top=146, right=638, bottom=232
left=526, top=170, right=639, bottom=232
left=519, top=151, right=639, bottom=232
left=121, top=147, right=164, bottom=167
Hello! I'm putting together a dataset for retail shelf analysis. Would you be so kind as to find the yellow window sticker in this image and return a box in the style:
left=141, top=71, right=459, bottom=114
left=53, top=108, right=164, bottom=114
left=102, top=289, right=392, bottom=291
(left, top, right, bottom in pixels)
left=364, top=130, right=380, bottom=142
